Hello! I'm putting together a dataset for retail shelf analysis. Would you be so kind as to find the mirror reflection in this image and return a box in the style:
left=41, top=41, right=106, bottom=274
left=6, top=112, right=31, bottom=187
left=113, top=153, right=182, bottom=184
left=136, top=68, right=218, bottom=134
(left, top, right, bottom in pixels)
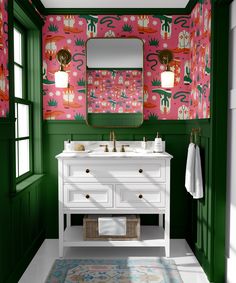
left=86, top=38, right=144, bottom=128
left=86, top=38, right=143, bottom=68
left=87, top=69, right=143, bottom=114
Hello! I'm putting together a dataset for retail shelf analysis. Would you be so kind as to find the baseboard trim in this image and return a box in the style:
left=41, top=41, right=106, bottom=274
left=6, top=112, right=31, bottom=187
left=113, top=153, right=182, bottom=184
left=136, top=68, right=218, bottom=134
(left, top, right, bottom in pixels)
left=194, top=244, right=212, bottom=282
left=6, top=230, right=45, bottom=283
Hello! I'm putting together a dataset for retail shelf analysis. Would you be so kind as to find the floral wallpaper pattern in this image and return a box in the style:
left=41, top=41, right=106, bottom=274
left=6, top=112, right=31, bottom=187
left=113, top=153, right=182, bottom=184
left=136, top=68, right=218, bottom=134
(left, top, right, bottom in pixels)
left=0, top=0, right=8, bottom=118
left=42, top=1, right=211, bottom=120
left=189, top=0, right=211, bottom=119
left=87, top=69, right=143, bottom=113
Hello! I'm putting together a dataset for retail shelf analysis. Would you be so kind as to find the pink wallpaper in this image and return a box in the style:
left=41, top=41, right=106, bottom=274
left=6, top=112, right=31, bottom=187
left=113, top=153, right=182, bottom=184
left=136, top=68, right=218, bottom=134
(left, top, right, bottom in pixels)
left=0, top=0, right=8, bottom=118
left=189, top=0, right=211, bottom=119
left=42, top=1, right=211, bottom=120
left=87, top=69, right=143, bottom=113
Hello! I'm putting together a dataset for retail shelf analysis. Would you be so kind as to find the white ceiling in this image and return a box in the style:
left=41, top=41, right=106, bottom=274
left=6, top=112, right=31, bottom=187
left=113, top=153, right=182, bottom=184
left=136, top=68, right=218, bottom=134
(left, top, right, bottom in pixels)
left=41, top=0, right=189, bottom=9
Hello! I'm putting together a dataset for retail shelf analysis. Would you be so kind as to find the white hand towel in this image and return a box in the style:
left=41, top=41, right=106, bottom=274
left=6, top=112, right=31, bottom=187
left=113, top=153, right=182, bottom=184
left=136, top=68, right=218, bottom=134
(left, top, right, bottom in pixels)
left=185, top=143, right=196, bottom=194
left=98, top=217, right=126, bottom=236
left=193, top=145, right=204, bottom=199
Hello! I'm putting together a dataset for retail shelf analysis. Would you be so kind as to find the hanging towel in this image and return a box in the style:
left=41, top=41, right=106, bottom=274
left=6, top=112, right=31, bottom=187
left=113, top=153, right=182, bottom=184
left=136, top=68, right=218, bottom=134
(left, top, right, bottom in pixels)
left=185, top=143, right=196, bottom=194
left=193, top=145, right=203, bottom=199
left=98, top=217, right=126, bottom=236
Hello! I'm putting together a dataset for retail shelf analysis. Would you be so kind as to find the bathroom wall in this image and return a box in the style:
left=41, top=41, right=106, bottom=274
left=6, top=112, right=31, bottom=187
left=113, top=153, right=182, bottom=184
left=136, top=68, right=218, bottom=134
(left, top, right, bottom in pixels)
left=0, top=1, right=45, bottom=282
left=0, top=0, right=9, bottom=118
left=42, top=0, right=211, bottom=121
left=40, top=2, right=230, bottom=283
left=42, top=14, right=191, bottom=120
left=189, top=0, right=211, bottom=119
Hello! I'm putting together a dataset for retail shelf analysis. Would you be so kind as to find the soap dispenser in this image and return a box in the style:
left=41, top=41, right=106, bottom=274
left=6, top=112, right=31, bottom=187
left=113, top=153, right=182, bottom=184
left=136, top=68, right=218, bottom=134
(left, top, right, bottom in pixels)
left=64, top=139, right=72, bottom=151
left=154, top=132, right=163, bottom=153
left=141, top=137, right=147, bottom=150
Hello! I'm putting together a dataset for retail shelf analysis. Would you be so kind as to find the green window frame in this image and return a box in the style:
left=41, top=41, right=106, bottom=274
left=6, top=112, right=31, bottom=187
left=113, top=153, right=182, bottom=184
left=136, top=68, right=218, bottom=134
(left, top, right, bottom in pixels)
left=9, top=0, right=44, bottom=194
left=14, top=21, right=33, bottom=182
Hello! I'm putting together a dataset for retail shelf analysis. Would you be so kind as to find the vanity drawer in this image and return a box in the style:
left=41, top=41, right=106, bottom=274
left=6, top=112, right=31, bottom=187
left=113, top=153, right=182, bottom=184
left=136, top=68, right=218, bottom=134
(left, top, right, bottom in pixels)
left=63, top=160, right=166, bottom=182
left=64, top=183, right=113, bottom=208
left=115, top=183, right=166, bottom=208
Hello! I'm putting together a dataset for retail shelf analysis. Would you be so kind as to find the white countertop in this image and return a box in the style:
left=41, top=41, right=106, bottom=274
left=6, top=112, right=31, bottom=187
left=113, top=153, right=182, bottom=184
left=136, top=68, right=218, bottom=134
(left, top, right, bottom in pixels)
left=56, top=141, right=173, bottom=159
left=56, top=150, right=173, bottom=159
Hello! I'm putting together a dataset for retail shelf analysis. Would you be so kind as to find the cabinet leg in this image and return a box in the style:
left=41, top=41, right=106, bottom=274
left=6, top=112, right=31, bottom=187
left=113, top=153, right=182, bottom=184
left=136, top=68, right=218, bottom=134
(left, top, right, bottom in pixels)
left=59, top=242, right=64, bottom=258
left=67, top=214, right=71, bottom=227
left=165, top=240, right=170, bottom=257
left=58, top=208, right=64, bottom=258
left=158, top=214, right=163, bottom=227
left=164, top=218, right=170, bottom=257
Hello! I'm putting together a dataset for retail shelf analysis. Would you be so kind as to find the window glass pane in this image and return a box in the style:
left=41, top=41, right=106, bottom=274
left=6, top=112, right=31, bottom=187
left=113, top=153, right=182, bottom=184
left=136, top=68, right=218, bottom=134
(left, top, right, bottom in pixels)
left=19, top=139, right=30, bottom=176
left=18, top=104, right=29, bottom=138
left=15, top=142, right=19, bottom=178
left=14, top=28, right=22, bottom=65
left=15, top=103, right=18, bottom=138
left=14, top=65, right=23, bottom=98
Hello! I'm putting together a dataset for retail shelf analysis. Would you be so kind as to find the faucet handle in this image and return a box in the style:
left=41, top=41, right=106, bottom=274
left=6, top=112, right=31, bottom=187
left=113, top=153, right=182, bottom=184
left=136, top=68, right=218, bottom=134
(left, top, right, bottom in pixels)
left=120, top=145, right=130, bottom=152
left=109, top=130, right=115, bottom=141
left=100, top=144, right=109, bottom=152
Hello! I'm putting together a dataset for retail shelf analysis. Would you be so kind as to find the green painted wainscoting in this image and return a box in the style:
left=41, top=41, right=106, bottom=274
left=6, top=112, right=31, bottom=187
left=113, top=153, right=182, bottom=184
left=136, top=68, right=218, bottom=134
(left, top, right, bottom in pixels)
left=0, top=122, right=45, bottom=283
left=43, top=120, right=189, bottom=237
left=43, top=119, right=214, bottom=278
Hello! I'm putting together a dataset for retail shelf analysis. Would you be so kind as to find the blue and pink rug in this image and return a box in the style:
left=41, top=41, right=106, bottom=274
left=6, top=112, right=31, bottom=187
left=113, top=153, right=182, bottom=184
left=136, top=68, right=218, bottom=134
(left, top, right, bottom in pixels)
left=45, top=258, right=183, bottom=283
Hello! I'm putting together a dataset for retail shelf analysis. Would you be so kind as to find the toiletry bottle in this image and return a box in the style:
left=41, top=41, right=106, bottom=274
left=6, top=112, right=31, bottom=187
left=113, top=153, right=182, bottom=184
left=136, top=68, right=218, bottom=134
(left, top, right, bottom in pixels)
left=154, top=132, right=163, bottom=152
left=141, top=137, right=147, bottom=150
left=65, top=139, right=72, bottom=151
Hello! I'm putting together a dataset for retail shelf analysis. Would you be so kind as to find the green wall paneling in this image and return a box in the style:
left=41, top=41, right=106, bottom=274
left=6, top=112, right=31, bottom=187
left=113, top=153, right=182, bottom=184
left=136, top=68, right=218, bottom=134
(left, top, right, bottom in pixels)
left=0, top=124, right=12, bottom=282
left=184, top=120, right=213, bottom=280
left=0, top=121, right=45, bottom=283
left=87, top=113, right=143, bottom=128
left=43, top=118, right=216, bottom=278
left=44, top=133, right=70, bottom=237
left=43, top=120, right=207, bottom=239
left=42, top=117, right=222, bottom=282
left=183, top=1, right=230, bottom=282
left=205, top=1, right=229, bottom=281
left=1, top=0, right=44, bottom=277
left=7, top=181, right=45, bottom=283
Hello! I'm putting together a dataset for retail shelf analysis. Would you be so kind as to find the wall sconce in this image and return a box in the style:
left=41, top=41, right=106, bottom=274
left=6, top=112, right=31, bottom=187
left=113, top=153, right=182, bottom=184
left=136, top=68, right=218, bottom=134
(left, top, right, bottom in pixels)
left=55, top=49, right=72, bottom=88
left=158, top=49, right=175, bottom=88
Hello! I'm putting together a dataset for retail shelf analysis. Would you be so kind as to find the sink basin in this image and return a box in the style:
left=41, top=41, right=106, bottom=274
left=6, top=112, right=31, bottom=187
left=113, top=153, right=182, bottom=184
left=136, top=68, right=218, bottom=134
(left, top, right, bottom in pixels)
left=87, top=148, right=159, bottom=157
left=88, top=151, right=138, bottom=157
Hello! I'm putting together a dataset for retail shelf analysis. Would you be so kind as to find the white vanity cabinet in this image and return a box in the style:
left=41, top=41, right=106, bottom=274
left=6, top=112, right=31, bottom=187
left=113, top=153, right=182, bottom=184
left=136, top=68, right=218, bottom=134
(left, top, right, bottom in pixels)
left=56, top=151, right=172, bottom=257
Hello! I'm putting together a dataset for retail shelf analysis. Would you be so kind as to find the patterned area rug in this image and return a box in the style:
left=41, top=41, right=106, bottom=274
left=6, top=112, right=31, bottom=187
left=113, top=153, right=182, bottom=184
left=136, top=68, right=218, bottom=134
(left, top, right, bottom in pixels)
left=45, top=258, right=183, bottom=283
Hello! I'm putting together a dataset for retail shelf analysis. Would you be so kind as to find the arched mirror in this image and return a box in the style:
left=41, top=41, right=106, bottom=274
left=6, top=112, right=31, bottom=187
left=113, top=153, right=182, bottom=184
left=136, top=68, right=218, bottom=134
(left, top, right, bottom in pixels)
left=86, top=38, right=144, bottom=128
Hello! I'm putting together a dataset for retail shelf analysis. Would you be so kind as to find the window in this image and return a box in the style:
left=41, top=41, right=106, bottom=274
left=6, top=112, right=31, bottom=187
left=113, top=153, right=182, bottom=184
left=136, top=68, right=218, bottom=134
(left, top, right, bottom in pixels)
left=14, top=23, right=33, bottom=181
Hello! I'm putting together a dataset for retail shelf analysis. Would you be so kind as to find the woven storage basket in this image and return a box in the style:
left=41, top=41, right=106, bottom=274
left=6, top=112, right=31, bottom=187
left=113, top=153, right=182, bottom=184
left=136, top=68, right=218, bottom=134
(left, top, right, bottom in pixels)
left=83, top=215, right=140, bottom=241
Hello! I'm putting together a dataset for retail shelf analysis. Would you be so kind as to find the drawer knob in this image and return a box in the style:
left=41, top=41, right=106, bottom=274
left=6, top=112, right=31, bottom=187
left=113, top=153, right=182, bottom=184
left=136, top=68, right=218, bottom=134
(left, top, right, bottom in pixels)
left=85, top=194, right=90, bottom=199
left=139, top=169, right=143, bottom=173
left=139, top=194, right=143, bottom=199
left=85, top=169, right=90, bottom=173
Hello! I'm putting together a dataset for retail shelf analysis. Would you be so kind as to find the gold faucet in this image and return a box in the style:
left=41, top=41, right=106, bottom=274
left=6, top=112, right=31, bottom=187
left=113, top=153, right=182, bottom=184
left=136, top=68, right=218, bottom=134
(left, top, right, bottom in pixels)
left=110, top=131, right=117, bottom=152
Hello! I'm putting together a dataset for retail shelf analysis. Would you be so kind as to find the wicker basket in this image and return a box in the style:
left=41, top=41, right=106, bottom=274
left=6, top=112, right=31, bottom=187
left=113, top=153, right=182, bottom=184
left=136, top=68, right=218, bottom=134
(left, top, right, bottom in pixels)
left=83, top=215, right=140, bottom=241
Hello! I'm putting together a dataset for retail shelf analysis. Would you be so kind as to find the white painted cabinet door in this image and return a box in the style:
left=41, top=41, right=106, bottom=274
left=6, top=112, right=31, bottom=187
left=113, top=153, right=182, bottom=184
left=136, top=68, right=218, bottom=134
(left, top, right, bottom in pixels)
left=115, top=183, right=166, bottom=209
left=63, top=159, right=166, bottom=182
left=64, top=183, right=113, bottom=208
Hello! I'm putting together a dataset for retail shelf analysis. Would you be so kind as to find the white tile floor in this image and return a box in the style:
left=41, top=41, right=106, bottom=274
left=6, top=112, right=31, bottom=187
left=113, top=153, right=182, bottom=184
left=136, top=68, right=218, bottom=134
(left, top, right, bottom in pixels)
left=19, top=239, right=209, bottom=283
